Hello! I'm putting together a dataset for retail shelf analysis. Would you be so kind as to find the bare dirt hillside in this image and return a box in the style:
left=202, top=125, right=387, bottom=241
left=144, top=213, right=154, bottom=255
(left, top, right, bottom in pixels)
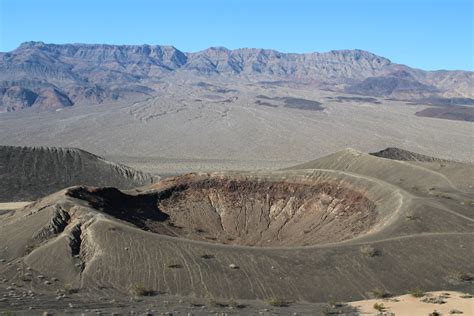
left=370, top=147, right=449, bottom=162
left=0, top=148, right=472, bottom=314
left=0, top=145, right=157, bottom=202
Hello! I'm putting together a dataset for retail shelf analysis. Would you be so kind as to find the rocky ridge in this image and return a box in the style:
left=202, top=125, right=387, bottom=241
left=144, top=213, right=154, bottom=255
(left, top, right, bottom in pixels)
left=1, top=42, right=472, bottom=111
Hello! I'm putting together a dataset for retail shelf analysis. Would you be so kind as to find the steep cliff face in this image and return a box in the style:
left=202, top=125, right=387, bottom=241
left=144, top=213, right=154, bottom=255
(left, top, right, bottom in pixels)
left=1, top=43, right=393, bottom=85
left=185, top=47, right=392, bottom=82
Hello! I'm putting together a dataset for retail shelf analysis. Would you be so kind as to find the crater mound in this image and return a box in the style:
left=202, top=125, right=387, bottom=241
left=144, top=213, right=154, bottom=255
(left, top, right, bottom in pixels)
left=68, top=174, right=380, bottom=247
left=370, top=147, right=448, bottom=162
left=0, top=145, right=157, bottom=202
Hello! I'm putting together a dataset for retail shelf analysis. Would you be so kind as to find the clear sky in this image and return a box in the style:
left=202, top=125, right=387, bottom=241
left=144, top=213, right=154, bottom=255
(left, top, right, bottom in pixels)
left=0, top=0, right=472, bottom=70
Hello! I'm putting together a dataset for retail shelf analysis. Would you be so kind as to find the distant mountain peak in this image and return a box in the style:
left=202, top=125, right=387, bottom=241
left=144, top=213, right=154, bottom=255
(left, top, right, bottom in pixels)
left=388, top=69, right=414, bottom=78
left=1, top=42, right=472, bottom=112
left=205, top=46, right=230, bottom=52
left=18, top=41, right=46, bottom=47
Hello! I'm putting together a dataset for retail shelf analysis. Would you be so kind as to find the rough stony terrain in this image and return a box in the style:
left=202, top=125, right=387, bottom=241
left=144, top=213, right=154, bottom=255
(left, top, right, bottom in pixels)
left=0, top=145, right=157, bottom=202
left=0, top=148, right=472, bottom=314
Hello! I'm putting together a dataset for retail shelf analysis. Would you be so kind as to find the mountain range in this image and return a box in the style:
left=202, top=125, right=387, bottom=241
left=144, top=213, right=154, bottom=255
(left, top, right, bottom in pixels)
left=0, top=41, right=473, bottom=111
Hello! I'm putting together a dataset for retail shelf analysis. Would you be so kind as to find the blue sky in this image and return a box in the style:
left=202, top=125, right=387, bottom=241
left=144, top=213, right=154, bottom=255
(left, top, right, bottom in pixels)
left=0, top=0, right=472, bottom=70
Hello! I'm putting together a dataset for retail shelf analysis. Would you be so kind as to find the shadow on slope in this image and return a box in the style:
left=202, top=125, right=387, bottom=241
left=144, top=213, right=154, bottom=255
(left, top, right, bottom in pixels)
left=0, top=145, right=157, bottom=202
left=370, top=147, right=449, bottom=162
left=67, top=187, right=168, bottom=230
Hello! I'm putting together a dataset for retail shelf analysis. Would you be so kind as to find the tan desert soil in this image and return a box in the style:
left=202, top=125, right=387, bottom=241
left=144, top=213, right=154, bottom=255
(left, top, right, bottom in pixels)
left=350, top=291, right=473, bottom=315
left=0, top=202, right=31, bottom=210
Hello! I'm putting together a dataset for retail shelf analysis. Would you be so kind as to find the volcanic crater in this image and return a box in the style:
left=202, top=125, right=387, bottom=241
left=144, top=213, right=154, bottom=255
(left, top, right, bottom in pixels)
left=67, top=174, right=380, bottom=247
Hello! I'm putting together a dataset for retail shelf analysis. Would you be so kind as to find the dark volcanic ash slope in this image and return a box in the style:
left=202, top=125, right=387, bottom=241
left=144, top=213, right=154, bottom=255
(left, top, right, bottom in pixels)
left=415, top=105, right=474, bottom=122
left=0, top=149, right=472, bottom=308
left=0, top=145, right=156, bottom=202
left=344, top=70, right=438, bottom=98
left=370, top=147, right=449, bottom=162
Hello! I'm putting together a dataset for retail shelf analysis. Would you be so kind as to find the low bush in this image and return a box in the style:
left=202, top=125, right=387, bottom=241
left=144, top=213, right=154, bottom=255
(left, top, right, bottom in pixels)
left=371, top=288, right=391, bottom=299
left=373, top=302, right=385, bottom=312
left=63, top=284, right=79, bottom=295
left=167, top=263, right=183, bottom=269
left=130, top=283, right=155, bottom=297
left=207, top=298, right=226, bottom=307
left=268, top=297, right=291, bottom=307
left=360, top=245, right=380, bottom=257
left=408, top=287, right=425, bottom=298
left=449, top=271, right=473, bottom=282
left=197, top=250, right=215, bottom=259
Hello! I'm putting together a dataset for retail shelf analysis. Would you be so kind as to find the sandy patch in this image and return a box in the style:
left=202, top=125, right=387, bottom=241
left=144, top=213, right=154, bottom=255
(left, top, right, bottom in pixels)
left=350, top=291, right=473, bottom=315
left=0, top=201, right=31, bottom=210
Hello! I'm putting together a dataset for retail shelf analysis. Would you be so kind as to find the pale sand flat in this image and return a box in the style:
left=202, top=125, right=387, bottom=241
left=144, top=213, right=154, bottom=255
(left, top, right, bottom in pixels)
left=350, top=291, right=473, bottom=315
left=0, top=201, right=31, bottom=210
